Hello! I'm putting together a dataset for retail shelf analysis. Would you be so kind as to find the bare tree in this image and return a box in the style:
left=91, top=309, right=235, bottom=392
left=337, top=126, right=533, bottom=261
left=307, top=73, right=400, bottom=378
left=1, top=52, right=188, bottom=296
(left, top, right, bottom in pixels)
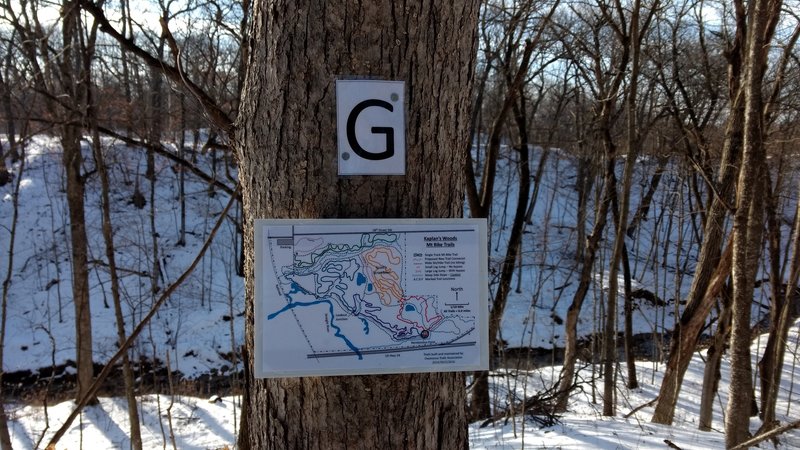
left=465, top=2, right=538, bottom=221
left=59, top=0, right=97, bottom=404
left=651, top=0, right=747, bottom=423
left=601, top=0, right=660, bottom=414
left=467, top=0, right=561, bottom=420
left=85, top=45, right=144, bottom=449
left=552, top=0, right=631, bottom=411
left=756, top=17, right=800, bottom=432
left=725, top=0, right=783, bottom=446
left=0, top=0, right=99, bottom=403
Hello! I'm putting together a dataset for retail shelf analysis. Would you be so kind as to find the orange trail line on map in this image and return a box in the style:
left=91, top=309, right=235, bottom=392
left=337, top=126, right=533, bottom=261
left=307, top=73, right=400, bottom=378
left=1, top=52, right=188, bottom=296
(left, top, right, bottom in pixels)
left=361, top=246, right=403, bottom=306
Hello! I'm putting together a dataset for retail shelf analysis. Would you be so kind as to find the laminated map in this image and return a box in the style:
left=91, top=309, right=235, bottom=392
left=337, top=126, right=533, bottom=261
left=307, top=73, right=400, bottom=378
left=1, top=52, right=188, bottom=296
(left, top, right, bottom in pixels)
left=255, top=219, right=488, bottom=378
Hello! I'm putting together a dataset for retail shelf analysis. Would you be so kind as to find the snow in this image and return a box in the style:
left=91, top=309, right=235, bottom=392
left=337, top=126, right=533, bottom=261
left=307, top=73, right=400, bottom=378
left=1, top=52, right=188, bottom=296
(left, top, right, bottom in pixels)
left=8, top=395, right=238, bottom=449
left=0, top=135, right=244, bottom=379
left=9, top=335, right=800, bottom=448
left=1, top=137, right=799, bottom=448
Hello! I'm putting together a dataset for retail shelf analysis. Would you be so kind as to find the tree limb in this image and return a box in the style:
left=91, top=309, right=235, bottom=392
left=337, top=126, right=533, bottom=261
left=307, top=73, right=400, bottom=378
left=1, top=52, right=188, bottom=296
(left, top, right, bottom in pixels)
left=730, top=419, right=800, bottom=450
left=79, top=0, right=235, bottom=138
left=95, top=125, right=238, bottom=199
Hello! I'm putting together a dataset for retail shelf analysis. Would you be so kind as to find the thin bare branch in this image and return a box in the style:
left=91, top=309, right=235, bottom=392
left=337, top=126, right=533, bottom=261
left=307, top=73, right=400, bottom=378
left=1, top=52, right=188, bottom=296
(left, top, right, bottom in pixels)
left=730, top=419, right=800, bottom=450
left=79, top=0, right=235, bottom=138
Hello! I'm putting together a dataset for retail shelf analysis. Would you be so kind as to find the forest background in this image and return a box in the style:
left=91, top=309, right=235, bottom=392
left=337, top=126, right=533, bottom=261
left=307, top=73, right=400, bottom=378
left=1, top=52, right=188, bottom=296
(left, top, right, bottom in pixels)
left=1, top=0, right=800, bottom=448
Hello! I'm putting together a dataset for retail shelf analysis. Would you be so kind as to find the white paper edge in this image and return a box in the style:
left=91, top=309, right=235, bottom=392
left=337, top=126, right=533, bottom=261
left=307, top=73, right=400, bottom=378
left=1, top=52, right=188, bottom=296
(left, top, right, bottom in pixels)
left=254, top=218, right=489, bottom=378
left=336, top=79, right=407, bottom=176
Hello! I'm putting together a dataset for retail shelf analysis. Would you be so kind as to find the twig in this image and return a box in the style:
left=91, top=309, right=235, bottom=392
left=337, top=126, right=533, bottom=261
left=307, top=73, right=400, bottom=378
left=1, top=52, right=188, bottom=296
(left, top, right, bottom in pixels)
left=95, top=126, right=237, bottom=198
left=624, top=396, right=658, bottom=419
left=730, top=419, right=800, bottom=450
left=78, top=0, right=235, bottom=137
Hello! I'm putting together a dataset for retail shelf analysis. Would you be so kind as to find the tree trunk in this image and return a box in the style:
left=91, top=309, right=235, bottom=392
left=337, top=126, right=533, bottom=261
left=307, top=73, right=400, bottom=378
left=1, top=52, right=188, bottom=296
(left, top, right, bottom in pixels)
left=177, top=92, right=187, bottom=246
left=82, top=17, right=143, bottom=447
left=0, top=40, right=17, bottom=186
left=725, top=2, right=780, bottom=445
left=465, top=40, right=535, bottom=219
left=573, top=84, right=592, bottom=263
left=554, top=1, right=634, bottom=411
left=757, top=168, right=786, bottom=428
left=726, top=187, right=765, bottom=447
left=235, top=2, right=479, bottom=449
left=470, top=87, right=532, bottom=421
left=606, top=0, right=652, bottom=402
left=759, top=179, right=800, bottom=432
left=62, top=124, right=96, bottom=404
left=91, top=125, right=143, bottom=450
left=0, top=76, right=11, bottom=187
left=651, top=0, right=753, bottom=425
left=626, top=156, right=667, bottom=239
left=147, top=40, right=165, bottom=296
left=574, top=153, right=592, bottom=263
left=651, top=71, right=744, bottom=427
left=59, top=0, right=96, bottom=402
left=610, top=181, right=637, bottom=391
left=698, top=285, right=731, bottom=431
left=651, top=229, right=735, bottom=425
left=605, top=149, right=638, bottom=414
left=0, top=142, right=24, bottom=449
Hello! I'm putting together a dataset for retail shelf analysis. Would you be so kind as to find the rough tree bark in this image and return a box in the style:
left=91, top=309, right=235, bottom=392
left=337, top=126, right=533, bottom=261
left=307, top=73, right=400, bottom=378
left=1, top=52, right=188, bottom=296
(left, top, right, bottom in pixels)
left=725, top=0, right=781, bottom=445
left=235, top=2, right=479, bottom=449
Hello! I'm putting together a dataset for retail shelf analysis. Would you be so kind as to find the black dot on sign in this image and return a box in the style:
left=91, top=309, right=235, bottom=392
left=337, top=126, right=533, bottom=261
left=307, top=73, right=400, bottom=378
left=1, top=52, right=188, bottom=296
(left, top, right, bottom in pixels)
left=342, top=152, right=350, bottom=160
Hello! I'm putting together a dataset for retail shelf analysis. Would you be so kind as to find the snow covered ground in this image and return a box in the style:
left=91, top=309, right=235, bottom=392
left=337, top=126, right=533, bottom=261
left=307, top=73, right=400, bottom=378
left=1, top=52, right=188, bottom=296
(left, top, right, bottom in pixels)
left=471, top=328, right=800, bottom=449
left=8, top=328, right=800, bottom=448
left=0, top=135, right=244, bottom=379
left=2, top=137, right=799, bottom=448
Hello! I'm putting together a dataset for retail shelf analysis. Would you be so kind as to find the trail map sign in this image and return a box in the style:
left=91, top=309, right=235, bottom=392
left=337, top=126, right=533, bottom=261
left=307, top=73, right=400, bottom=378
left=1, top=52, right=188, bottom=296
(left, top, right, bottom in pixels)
left=255, top=219, right=488, bottom=378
